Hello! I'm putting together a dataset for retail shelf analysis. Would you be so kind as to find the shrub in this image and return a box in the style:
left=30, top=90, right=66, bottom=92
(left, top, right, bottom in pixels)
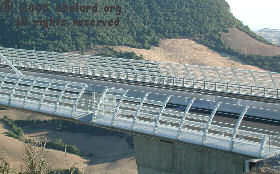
left=50, top=168, right=83, bottom=174
left=46, top=139, right=80, bottom=155
left=2, top=117, right=24, bottom=140
left=0, top=152, right=11, bottom=174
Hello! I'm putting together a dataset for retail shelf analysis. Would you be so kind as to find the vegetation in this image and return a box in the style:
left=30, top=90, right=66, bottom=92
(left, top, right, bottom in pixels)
left=1, top=116, right=134, bottom=156
left=0, top=141, right=83, bottom=174
left=224, top=47, right=280, bottom=72
left=13, top=119, right=128, bottom=137
left=1, top=0, right=280, bottom=71
left=49, top=168, right=83, bottom=174
left=0, top=0, right=244, bottom=52
left=2, top=115, right=24, bottom=140
left=236, top=25, right=274, bottom=46
left=46, top=139, right=80, bottom=155
left=14, top=118, right=134, bottom=148
left=0, top=152, right=12, bottom=174
left=0, top=116, right=81, bottom=156
left=95, top=47, right=144, bottom=60
left=0, top=116, right=133, bottom=173
left=23, top=141, right=50, bottom=174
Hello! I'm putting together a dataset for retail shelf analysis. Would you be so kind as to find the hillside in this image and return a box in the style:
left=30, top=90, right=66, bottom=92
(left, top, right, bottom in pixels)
left=0, top=106, right=137, bottom=173
left=113, top=39, right=263, bottom=71
left=1, top=0, right=280, bottom=72
left=0, top=0, right=245, bottom=52
left=222, top=28, right=280, bottom=56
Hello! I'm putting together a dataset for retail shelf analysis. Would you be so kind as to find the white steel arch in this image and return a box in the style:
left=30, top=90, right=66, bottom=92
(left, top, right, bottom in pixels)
left=1, top=47, right=280, bottom=98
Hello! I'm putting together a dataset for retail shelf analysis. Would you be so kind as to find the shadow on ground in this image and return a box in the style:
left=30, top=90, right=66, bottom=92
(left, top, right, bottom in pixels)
left=12, top=119, right=135, bottom=165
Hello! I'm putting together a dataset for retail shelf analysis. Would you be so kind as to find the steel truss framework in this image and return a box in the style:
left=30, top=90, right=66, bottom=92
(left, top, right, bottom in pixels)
left=1, top=47, right=280, bottom=99
left=0, top=71, right=279, bottom=158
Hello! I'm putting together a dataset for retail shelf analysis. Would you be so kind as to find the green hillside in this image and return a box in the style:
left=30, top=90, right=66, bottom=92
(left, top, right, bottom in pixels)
left=0, top=0, right=244, bottom=51
left=1, top=0, right=280, bottom=72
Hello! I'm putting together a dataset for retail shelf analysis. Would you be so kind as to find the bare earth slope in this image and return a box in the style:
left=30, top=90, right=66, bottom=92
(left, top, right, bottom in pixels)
left=113, top=39, right=263, bottom=71
left=222, top=28, right=280, bottom=56
left=0, top=106, right=137, bottom=174
left=0, top=123, right=87, bottom=171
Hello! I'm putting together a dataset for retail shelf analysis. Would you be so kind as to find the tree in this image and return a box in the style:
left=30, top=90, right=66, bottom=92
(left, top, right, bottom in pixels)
left=0, top=151, right=12, bottom=174
left=22, top=140, right=50, bottom=174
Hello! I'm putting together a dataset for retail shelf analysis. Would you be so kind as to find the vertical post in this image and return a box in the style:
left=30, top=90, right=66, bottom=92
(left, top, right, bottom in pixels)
left=249, top=70, right=258, bottom=88
left=203, top=81, right=206, bottom=90
left=192, top=79, right=195, bottom=88
left=71, top=85, right=87, bottom=117
left=129, top=59, right=138, bottom=82
left=226, top=83, right=229, bottom=92
left=198, top=65, right=207, bottom=89
left=38, top=81, right=53, bottom=110
left=201, top=102, right=222, bottom=144
left=198, top=65, right=207, bottom=81
left=86, top=91, right=90, bottom=112
left=126, top=72, right=129, bottom=80
left=268, top=72, right=277, bottom=91
left=131, top=92, right=150, bottom=130
left=229, top=106, right=249, bottom=151
left=54, top=83, right=70, bottom=114
left=238, top=85, right=241, bottom=94
left=8, top=76, right=23, bottom=105
left=142, top=62, right=151, bottom=82
left=259, top=135, right=268, bottom=158
left=153, top=95, right=172, bottom=135
left=215, top=67, right=223, bottom=83
left=177, top=98, right=196, bottom=140
left=231, top=68, right=240, bottom=93
left=169, top=63, right=176, bottom=77
left=214, top=82, right=217, bottom=91
left=111, top=90, right=129, bottom=126
left=0, top=74, right=8, bottom=90
left=22, top=77, right=38, bottom=108
left=163, top=63, right=176, bottom=85
left=183, top=64, right=191, bottom=80
left=91, top=88, right=109, bottom=123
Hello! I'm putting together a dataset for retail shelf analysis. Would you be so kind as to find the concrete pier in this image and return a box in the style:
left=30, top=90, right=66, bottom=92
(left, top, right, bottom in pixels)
left=134, top=135, right=255, bottom=174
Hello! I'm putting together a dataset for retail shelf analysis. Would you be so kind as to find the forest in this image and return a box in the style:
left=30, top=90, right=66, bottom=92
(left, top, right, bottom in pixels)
left=0, top=0, right=242, bottom=52
left=0, top=0, right=280, bottom=71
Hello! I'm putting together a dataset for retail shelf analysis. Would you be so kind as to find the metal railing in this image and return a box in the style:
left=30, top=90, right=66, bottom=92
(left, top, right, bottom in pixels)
left=0, top=71, right=279, bottom=158
left=1, top=47, right=280, bottom=99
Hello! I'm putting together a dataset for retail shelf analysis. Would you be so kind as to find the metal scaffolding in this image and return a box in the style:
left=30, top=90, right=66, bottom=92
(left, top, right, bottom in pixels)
left=0, top=72, right=87, bottom=117
left=0, top=47, right=280, bottom=98
left=0, top=71, right=279, bottom=158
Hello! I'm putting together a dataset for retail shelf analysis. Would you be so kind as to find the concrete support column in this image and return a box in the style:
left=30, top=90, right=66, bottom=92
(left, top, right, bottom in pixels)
left=133, top=135, right=255, bottom=174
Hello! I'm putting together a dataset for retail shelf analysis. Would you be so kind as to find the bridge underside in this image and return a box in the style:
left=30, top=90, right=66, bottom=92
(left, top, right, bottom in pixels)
left=134, top=135, right=252, bottom=174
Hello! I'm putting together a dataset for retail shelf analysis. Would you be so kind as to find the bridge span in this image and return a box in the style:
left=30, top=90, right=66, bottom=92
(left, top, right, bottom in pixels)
left=0, top=47, right=279, bottom=174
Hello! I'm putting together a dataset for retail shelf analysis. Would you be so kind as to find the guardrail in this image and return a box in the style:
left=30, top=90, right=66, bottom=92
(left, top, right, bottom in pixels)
left=0, top=47, right=280, bottom=99
left=0, top=71, right=279, bottom=158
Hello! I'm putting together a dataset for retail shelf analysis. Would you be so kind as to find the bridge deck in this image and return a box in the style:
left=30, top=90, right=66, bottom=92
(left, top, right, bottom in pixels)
left=0, top=71, right=279, bottom=158
left=1, top=47, right=280, bottom=99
